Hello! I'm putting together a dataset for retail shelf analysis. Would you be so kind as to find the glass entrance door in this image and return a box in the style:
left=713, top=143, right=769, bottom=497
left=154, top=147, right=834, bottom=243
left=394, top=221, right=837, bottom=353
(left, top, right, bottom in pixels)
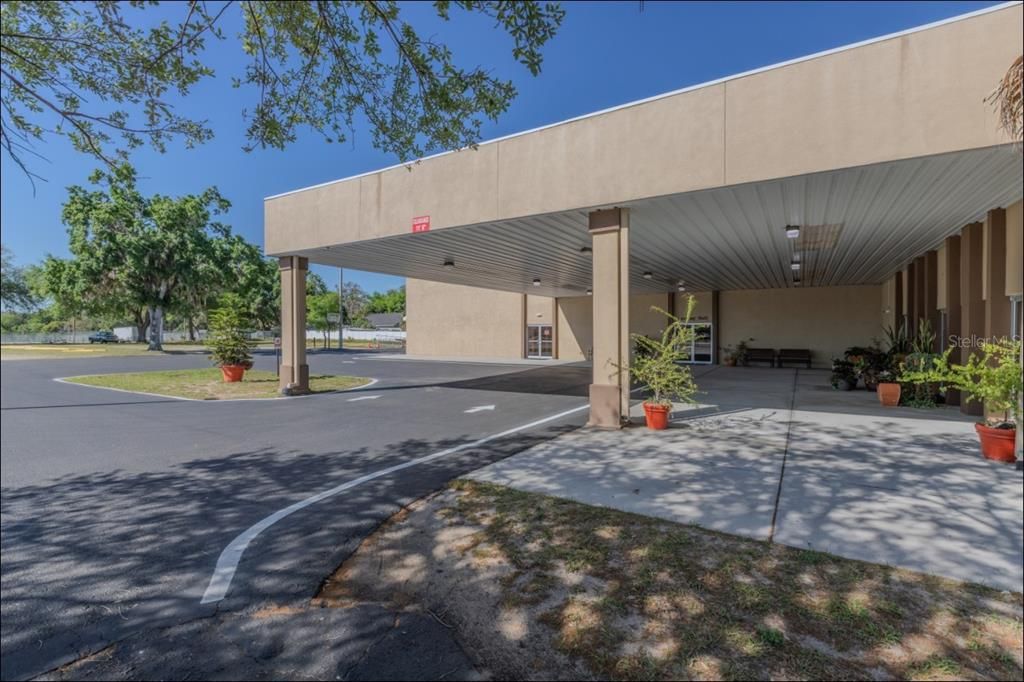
left=526, top=325, right=554, bottom=359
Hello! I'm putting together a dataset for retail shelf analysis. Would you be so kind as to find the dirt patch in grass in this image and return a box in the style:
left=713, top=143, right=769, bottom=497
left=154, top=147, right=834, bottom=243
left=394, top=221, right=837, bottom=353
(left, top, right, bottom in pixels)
left=320, top=481, right=1023, bottom=681
left=64, top=368, right=369, bottom=400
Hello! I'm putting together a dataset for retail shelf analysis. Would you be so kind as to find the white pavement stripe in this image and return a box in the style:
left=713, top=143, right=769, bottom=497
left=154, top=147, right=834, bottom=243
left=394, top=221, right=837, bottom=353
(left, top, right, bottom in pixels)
left=464, top=404, right=496, bottom=413
left=199, top=402, right=592, bottom=604
left=347, top=395, right=381, bottom=402
left=52, top=376, right=379, bottom=403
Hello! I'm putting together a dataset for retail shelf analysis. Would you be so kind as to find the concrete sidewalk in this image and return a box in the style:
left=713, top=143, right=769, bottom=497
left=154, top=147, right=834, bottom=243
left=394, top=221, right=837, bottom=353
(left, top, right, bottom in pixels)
left=467, top=367, right=1024, bottom=591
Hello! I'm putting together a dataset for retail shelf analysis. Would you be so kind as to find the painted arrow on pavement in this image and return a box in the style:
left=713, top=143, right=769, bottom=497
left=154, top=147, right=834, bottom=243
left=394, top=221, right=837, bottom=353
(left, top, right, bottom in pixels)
left=464, top=404, right=496, bottom=413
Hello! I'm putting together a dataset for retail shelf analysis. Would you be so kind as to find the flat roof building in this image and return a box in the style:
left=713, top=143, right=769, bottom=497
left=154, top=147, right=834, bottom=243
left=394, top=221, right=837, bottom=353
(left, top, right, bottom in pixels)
left=266, top=2, right=1024, bottom=427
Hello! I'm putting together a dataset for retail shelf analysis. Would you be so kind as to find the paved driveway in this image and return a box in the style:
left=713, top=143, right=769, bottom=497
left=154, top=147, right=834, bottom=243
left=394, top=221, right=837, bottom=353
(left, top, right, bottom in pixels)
left=469, top=366, right=1024, bottom=591
left=1, top=350, right=592, bottom=680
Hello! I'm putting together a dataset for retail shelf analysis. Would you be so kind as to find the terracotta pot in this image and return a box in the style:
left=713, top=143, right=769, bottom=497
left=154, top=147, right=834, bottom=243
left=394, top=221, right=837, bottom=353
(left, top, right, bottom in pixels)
left=877, top=382, right=901, bottom=407
left=974, top=423, right=1017, bottom=463
left=643, top=402, right=671, bottom=430
left=220, top=364, right=246, bottom=382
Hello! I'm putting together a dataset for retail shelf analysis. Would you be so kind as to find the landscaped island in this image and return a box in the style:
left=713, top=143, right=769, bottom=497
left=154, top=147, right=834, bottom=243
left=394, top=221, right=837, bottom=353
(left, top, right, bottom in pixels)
left=65, top=368, right=368, bottom=400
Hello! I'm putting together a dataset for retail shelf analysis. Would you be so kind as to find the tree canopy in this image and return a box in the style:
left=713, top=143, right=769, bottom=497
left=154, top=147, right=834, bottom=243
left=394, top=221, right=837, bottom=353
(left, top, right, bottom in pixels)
left=1, top=244, right=37, bottom=310
left=1, top=1, right=565, bottom=182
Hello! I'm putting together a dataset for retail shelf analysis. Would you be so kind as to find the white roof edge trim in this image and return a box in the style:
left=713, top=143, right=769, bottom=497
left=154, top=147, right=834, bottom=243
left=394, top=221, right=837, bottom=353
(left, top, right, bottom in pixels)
left=265, top=1, right=1021, bottom=202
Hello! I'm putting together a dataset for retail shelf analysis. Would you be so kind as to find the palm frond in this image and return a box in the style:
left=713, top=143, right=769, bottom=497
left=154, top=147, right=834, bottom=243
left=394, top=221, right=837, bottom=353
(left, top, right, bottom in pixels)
left=986, top=54, right=1023, bottom=151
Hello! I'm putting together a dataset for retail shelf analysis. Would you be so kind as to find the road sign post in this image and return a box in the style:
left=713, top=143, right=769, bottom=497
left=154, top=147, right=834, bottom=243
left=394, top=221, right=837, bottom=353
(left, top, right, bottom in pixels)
left=274, top=336, right=282, bottom=376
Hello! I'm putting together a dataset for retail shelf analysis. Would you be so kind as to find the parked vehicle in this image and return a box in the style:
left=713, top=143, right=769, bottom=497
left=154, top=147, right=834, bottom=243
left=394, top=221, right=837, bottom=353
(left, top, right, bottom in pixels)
left=88, top=331, right=119, bottom=344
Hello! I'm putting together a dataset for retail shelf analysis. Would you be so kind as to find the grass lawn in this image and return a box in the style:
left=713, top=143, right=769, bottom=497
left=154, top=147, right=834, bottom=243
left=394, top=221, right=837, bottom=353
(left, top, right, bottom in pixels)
left=323, top=480, right=1023, bottom=681
left=1, top=343, right=207, bottom=359
left=64, top=368, right=368, bottom=400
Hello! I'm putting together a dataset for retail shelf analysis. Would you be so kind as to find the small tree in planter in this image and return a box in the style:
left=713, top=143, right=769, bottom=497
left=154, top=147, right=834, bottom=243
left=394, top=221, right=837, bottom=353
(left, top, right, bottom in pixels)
left=206, top=294, right=256, bottom=382
left=620, top=297, right=700, bottom=430
left=830, top=359, right=857, bottom=390
left=901, top=338, right=1022, bottom=463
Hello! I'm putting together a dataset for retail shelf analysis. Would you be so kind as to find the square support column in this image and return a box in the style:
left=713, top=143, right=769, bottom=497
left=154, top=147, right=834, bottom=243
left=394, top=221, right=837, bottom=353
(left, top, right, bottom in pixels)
left=960, top=223, right=984, bottom=416
left=923, top=250, right=939, bottom=351
left=906, top=262, right=917, bottom=328
left=983, top=208, right=1010, bottom=340
left=279, top=256, right=310, bottom=394
left=942, top=235, right=962, bottom=406
left=588, top=208, right=630, bottom=428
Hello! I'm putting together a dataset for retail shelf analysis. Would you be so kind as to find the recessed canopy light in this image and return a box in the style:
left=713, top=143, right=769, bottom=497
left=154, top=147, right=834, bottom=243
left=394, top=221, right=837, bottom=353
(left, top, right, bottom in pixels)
left=586, top=288, right=593, bottom=296
left=790, top=262, right=801, bottom=271
left=443, top=259, right=454, bottom=269
left=643, top=271, right=653, bottom=280
left=677, top=285, right=686, bottom=292
left=793, top=277, right=802, bottom=286
left=579, top=246, right=592, bottom=255
left=785, top=225, right=801, bottom=239
left=532, top=278, right=541, bottom=287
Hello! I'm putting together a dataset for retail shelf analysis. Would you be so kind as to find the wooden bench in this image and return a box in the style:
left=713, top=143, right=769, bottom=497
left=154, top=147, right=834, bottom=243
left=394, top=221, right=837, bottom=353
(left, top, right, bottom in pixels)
left=745, top=348, right=776, bottom=367
left=778, top=348, right=812, bottom=368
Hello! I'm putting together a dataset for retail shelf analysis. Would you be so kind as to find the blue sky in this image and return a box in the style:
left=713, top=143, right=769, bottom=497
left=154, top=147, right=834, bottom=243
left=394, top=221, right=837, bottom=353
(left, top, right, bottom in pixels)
left=0, top=0, right=1002, bottom=293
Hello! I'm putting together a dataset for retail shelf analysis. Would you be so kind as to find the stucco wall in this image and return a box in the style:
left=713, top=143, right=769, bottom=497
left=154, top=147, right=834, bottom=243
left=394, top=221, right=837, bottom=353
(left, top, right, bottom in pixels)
left=405, top=279, right=523, bottom=358
left=1007, top=200, right=1023, bottom=298
left=718, top=285, right=884, bottom=368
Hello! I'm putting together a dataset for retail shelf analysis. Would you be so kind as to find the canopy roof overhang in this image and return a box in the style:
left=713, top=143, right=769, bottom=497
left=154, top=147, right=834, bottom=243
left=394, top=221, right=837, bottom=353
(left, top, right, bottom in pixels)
left=295, top=146, right=1022, bottom=298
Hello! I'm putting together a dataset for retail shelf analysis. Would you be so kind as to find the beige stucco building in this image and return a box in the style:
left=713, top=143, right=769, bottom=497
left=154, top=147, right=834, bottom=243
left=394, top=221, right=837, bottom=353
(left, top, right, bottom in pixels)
left=266, top=3, right=1024, bottom=427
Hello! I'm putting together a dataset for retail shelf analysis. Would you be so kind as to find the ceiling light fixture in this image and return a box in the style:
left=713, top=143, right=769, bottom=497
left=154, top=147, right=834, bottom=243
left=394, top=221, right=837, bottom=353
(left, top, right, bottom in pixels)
left=443, top=259, right=454, bottom=269
left=586, top=288, right=593, bottom=296
left=643, top=271, right=653, bottom=280
left=579, top=246, right=592, bottom=255
left=790, top=261, right=801, bottom=271
left=785, top=225, right=801, bottom=239
left=677, top=280, right=686, bottom=292
left=532, top=278, right=541, bottom=287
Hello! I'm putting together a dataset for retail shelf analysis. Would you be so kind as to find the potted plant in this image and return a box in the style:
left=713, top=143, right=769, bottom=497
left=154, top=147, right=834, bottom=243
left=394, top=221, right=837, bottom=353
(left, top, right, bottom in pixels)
left=876, top=369, right=901, bottom=406
left=901, top=338, right=1022, bottom=463
left=620, top=298, right=700, bottom=429
left=721, top=345, right=737, bottom=367
left=901, top=319, right=940, bottom=407
left=206, top=294, right=256, bottom=382
left=830, top=359, right=857, bottom=390
left=734, top=338, right=754, bottom=366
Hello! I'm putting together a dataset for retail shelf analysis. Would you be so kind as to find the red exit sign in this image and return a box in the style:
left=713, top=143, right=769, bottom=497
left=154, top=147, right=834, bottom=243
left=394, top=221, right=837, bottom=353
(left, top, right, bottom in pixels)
left=412, top=215, right=430, bottom=233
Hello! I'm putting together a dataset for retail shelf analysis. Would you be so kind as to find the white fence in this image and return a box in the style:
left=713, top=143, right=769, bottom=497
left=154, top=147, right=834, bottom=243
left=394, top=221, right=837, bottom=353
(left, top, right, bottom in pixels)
left=2, top=327, right=405, bottom=346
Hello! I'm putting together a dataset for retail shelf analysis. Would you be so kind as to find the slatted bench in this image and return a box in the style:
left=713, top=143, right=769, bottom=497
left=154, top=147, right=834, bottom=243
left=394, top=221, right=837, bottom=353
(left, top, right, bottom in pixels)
left=778, top=348, right=812, bottom=368
left=745, top=348, right=776, bottom=367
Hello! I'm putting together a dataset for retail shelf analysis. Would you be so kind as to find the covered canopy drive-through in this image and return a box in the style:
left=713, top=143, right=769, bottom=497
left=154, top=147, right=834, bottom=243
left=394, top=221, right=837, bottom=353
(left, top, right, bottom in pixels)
left=266, top=2, right=1024, bottom=427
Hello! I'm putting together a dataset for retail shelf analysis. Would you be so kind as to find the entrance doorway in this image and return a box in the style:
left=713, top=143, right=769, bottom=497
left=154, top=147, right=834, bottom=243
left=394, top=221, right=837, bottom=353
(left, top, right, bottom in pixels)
left=526, top=324, right=554, bottom=359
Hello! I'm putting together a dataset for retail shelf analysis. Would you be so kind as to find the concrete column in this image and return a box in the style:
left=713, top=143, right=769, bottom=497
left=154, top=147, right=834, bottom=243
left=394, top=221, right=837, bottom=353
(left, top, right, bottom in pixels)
left=906, top=261, right=917, bottom=329
left=588, top=208, right=630, bottom=428
left=942, top=235, right=962, bottom=406
left=913, top=255, right=927, bottom=332
left=279, top=256, right=310, bottom=393
left=983, top=208, right=1010, bottom=340
left=894, top=271, right=904, bottom=331
left=710, top=290, right=721, bottom=365
left=923, top=250, right=939, bottom=351
left=960, top=223, right=984, bottom=416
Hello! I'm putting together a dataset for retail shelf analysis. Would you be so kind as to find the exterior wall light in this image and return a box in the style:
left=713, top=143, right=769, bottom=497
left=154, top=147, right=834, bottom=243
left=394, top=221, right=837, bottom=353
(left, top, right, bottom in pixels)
left=532, top=278, right=541, bottom=286
left=785, top=225, right=800, bottom=239
left=643, top=271, right=653, bottom=279
left=443, top=259, right=455, bottom=269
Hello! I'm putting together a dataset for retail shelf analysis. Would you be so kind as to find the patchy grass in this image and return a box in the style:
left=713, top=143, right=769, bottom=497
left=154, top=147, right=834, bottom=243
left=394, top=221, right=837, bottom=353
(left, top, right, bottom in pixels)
left=1, top=342, right=208, bottom=359
left=64, top=368, right=368, bottom=400
left=437, top=480, right=1023, bottom=681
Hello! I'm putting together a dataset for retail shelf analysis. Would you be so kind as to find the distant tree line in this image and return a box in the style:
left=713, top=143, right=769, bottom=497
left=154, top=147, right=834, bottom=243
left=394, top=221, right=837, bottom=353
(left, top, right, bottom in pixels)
left=1, top=166, right=405, bottom=347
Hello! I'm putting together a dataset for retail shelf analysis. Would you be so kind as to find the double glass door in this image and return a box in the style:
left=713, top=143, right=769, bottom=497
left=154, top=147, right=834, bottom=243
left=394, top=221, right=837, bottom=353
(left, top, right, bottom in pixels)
left=526, top=325, right=554, bottom=359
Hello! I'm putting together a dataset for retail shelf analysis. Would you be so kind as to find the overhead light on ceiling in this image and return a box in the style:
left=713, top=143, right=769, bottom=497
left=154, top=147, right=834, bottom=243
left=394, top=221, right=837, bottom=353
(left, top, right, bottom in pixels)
left=790, top=261, right=801, bottom=271
left=643, top=271, right=653, bottom=280
left=579, top=246, right=592, bottom=255
left=677, top=280, right=686, bottom=292
left=785, top=225, right=801, bottom=239
left=443, top=259, right=454, bottom=269
left=532, top=278, right=541, bottom=287
left=586, top=288, right=593, bottom=296
left=793, top=276, right=802, bottom=286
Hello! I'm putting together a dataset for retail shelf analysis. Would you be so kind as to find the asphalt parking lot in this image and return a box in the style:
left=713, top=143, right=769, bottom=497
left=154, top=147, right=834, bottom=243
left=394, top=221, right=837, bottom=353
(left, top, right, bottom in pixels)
left=0, top=349, right=592, bottom=680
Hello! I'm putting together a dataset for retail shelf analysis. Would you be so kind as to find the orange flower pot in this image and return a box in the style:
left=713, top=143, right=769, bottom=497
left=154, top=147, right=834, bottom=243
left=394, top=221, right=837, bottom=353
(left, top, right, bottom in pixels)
left=877, top=382, right=901, bottom=407
left=220, top=364, right=246, bottom=382
left=643, top=403, right=671, bottom=430
left=975, top=423, right=1017, bottom=463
